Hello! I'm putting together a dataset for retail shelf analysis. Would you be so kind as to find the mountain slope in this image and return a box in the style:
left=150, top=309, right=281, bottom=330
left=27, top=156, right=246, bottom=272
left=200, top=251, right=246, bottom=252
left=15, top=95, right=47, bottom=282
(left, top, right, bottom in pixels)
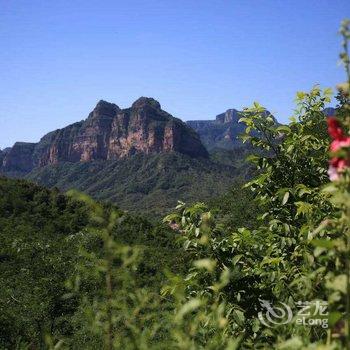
left=0, top=176, right=187, bottom=347
left=26, top=152, right=242, bottom=216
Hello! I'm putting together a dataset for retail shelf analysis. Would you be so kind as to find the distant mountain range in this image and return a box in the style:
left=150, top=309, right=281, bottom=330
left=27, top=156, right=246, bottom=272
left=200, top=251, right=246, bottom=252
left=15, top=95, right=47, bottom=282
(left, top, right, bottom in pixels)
left=187, top=108, right=262, bottom=150
left=187, top=107, right=336, bottom=150
left=0, top=98, right=334, bottom=214
left=187, top=109, right=244, bottom=150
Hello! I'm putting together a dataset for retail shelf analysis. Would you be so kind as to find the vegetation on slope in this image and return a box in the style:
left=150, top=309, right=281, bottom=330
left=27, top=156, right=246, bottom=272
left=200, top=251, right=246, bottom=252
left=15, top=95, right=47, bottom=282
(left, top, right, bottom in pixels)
left=0, top=177, right=186, bottom=348
left=26, top=152, right=247, bottom=216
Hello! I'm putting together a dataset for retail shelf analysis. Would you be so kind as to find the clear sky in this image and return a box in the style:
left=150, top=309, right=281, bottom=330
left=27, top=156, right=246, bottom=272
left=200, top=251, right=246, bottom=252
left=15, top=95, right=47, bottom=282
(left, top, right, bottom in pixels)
left=0, top=0, right=349, bottom=148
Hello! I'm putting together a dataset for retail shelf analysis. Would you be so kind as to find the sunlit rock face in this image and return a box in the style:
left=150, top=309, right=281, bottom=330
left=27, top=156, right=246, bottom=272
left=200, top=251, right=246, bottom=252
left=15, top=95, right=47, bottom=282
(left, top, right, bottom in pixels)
left=1, top=97, right=208, bottom=173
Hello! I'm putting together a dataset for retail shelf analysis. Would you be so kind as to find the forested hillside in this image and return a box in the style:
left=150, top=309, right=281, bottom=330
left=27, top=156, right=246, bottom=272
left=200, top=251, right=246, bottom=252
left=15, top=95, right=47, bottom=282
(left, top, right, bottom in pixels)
left=0, top=177, right=188, bottom=348
left=24, top=152, right=248, bottom=216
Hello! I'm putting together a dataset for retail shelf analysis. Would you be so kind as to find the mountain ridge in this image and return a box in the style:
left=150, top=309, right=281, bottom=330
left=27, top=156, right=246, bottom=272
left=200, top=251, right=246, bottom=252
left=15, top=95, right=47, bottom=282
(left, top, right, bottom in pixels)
left=0, top=97, right=208, bottom=174
left=187, top=107, right=335, bottom=150
left=187, top=108, right=255, bottom=150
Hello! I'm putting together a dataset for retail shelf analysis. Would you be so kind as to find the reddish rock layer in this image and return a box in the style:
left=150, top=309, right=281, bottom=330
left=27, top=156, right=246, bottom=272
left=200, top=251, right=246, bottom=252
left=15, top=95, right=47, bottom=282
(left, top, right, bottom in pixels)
left=1, top=97, right=208, bottom=173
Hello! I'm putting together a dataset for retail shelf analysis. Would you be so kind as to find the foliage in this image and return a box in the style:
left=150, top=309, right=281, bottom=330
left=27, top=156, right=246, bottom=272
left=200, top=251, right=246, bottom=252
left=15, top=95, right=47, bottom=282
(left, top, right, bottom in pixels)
left=0, top=177, right=186, bottom=349
left=62, top=192, right=171, bottom=350
left=159, top=20, right=350, bottom=349
left=0, top=177, right=88, bottom=349
left=208, top=178, right=260, bottom=231
left=25, top=152, right=243, bottom=217
left=161, top=86, right=342, bottom=348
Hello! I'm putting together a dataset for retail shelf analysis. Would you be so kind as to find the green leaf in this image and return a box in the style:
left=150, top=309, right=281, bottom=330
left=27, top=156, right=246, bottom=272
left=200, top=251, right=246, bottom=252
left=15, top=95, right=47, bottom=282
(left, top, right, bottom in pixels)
left=238, top=117, right=250, bottom=124
left=253, top=101, right=261, bottom=108
left=232, top=309, right=245, bottom=325
left=239, top=134, right=252, bottom=143
left=276, top=125, right=291, bottom=134
left=282, top=192, right=290, bottom=205
left=311, top=239, right=335, bottom=249
left=261, top=257, right=282, bottom=266
left=296, top=91, right=305, bottom=99
left=324, top=87, right=333, bottom=96
left=226, top=337, right=242, bottom=350
left=246, top=154, right=260, bottom=163
left=295, top=201, right=313, bottom=216
left=300, top=135, right=312, bottom=142
left=232, top=254, right=243, bottom=265
left=326, top=274, right=347, bottom=294
left=175, top=298, right=202, bottom=322
left=194, top=259, right=216, bottom=272
left=328, top=311, right=342, bottom=327
left=277, top=336, right=303, bottom=349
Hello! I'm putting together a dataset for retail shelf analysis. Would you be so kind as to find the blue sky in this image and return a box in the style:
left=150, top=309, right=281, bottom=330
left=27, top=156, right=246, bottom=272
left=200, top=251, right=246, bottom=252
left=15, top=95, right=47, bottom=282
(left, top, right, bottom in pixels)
left=0, top=0, right=349, bottom=148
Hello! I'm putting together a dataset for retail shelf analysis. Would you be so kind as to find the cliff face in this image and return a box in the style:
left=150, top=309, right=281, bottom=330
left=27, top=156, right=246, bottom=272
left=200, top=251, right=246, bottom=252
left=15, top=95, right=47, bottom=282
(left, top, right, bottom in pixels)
left=188, top=107, right=335, bottom=151
left=106, top=97, right=206, bottom=159
left=2, top=143, right=36, bottom=173
left=215, top=109, right=241, bottom=124
left=0, top=149, right=6, bottom=165
left=187, top=109, right=247, bottom=150
left=1, top=97, right=208, bottom=174
left=187, top=108, right=277, bottom=150
left=32, top=100, right=120, bottom=166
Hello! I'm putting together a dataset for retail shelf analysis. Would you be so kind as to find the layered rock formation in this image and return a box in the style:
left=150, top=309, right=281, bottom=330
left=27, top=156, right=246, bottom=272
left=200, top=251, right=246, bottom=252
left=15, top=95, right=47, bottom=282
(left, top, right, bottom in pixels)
left=188, top=107, right=283, bottom=150
left=215, top=109, right=241, bottom=124
left=2, top=143, right=36, bottom=173
left=188, top=107, right=334, bottom=150
left=1, top=97, right=208, bottom=174
left=187, top=108, right=248, bottom=150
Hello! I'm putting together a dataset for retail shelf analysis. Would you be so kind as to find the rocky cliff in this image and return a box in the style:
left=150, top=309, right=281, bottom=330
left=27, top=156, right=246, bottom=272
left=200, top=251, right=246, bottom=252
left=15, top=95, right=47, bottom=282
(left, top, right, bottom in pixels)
left=1, top=97, right=208, bottom=174
left=187, top=107, right=334, bottom=150
left=187, top=108, right=247, bottom=150
left=188, top=107, right=283, bottom=150
left=2, top=143, right=36, bottom=173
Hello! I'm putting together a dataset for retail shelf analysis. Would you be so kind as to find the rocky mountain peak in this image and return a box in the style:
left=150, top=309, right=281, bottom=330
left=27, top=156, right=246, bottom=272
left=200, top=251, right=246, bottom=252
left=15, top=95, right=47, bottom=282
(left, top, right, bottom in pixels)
left=187, top=107, right=276, bottom=150
left=91, top=100, right=120, bottom=118
left=0, top=97, right=208, bottom=174
left=216, top=109, right=241, bottom=124
left=2, top=142, right=36, bottom=173
left=131, top=97, right=161, bottom=110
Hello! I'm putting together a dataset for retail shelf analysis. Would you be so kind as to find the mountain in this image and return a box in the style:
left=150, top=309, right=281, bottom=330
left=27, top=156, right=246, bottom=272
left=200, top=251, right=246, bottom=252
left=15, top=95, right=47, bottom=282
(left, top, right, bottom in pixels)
left=1, top=142, right=36, bottom=174
left=323, top=107, right=336, bottom=116
left=1, top=98, right=247, bottom=215
left=0, top=97, right=208, bottom=175
left=25, top=152, right=243, bottom=216
left=0, top=148, right=10, bottom=166
left=188, top=107, right=336, bottom=151
left=187, top=108, right=271, bottom=150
